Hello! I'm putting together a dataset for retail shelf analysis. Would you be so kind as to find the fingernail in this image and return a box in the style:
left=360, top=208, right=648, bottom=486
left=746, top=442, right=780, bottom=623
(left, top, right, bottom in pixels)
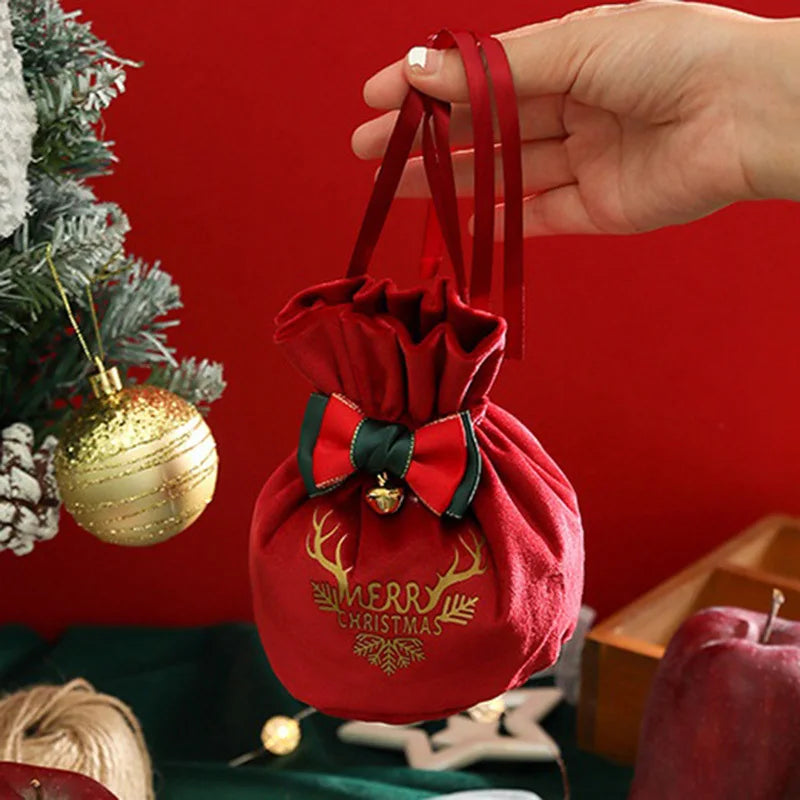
left=407, top=47, right=442, bottom=75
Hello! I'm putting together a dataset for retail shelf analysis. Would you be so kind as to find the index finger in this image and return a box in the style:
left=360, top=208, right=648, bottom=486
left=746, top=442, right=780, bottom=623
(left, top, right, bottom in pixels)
left=362, top=4, right=650, bottom=109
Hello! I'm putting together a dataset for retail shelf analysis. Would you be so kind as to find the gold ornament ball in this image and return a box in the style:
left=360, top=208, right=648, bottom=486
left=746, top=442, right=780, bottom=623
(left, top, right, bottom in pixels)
left=54, top=374, right=218, bottom=546
left=260, top=715, right=301, bottom=755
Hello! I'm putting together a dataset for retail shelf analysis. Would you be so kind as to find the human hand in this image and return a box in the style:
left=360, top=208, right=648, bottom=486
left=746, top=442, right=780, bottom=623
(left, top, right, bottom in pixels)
left=352, top=1, right=800, bottom=236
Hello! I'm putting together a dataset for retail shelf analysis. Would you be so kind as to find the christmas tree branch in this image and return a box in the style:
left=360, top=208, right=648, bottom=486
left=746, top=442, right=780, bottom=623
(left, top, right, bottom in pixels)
left=1, top=0, right=225, bottom=441
left=147, top=359, right=227, bottom=414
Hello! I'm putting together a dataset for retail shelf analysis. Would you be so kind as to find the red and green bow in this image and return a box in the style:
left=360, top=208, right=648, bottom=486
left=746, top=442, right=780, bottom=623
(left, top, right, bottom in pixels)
left=298, top=393, right=481, bottom=518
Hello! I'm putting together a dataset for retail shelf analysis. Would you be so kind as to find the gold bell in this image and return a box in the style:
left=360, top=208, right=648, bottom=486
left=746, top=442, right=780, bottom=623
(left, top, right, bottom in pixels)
left=365, top=472, right=404, bottom=515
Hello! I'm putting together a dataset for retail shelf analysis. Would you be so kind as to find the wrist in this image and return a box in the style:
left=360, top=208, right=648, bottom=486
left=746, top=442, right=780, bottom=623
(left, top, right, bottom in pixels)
left=735, top=18, right=800, bottom=201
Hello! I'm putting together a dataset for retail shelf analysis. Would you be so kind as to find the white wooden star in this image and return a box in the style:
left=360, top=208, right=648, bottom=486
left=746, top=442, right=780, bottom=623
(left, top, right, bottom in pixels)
left=337, top=687, right=563, bottom=771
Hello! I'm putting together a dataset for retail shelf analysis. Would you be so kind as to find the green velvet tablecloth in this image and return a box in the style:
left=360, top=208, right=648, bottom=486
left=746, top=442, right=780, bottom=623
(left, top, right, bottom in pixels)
left=0, top=624, right=632, bottom=799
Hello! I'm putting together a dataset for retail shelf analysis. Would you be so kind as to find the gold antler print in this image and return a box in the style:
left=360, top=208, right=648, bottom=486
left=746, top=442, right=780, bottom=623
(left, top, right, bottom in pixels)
left=306, top=508, right=353, bottom=601
left=420, top=529, right=487, bottom=614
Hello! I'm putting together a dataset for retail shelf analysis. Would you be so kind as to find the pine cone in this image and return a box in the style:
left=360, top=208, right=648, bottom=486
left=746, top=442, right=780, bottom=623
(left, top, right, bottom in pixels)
left=0, top=423, right=60, bottom=555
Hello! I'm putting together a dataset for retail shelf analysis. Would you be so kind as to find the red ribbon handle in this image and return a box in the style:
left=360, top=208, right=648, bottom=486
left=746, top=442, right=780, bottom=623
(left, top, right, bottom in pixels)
left=347, top=89, right=426, bottom=280
left=479, top=33, right=524, bottom=358
left=347, top=30, right=525, bottom=357
left=427, top=30, right=495, bottom=310
left=421, top=96, right=466, bottom=294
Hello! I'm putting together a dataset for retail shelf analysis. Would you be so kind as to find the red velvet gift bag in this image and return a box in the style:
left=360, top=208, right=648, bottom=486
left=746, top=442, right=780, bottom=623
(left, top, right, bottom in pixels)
left=250, top=30, right=584, bottom=722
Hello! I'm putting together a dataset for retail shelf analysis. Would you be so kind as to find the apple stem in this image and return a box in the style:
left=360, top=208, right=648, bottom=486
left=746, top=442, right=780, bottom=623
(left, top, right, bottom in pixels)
left=760, top=588, right=786, bottom=644
left=30, top=778, right=42, bottom=800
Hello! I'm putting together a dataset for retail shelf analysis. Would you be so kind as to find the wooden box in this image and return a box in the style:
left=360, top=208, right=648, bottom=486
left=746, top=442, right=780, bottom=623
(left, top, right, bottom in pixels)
left=577, top=514, right=800, bottom=764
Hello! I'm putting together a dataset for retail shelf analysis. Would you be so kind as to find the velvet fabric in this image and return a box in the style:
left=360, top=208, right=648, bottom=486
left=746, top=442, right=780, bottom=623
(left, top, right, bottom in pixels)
left=250, top=276, right=584, bottom=722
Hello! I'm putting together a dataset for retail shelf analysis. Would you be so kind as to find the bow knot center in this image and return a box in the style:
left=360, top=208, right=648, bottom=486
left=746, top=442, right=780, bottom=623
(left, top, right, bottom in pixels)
left=352, top=420, right=413, bottom=479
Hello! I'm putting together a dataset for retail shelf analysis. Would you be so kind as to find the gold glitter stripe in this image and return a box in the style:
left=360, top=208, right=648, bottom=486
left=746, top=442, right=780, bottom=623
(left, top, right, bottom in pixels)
left=82, top=501, right=211, bottom=538
left=68, top=449, right=218, bottom=514
left=60, top=430, right=214, bottom=491
left=77, top=464, right=216, bottom=525
left=61, top=410, right=201, bottom=469
left=70, top=417, right=207, bottom=475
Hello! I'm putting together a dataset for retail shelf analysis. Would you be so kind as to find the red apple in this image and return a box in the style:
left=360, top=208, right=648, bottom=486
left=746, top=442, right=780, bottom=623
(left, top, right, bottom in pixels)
left=629, top=591, right=800, bottom=799
left=0, top=762, right=118, bottom=799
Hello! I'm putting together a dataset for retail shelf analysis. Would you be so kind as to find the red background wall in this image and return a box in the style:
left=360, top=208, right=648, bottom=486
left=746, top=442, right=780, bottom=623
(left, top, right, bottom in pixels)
left=3, top=0, right=799, bottom=636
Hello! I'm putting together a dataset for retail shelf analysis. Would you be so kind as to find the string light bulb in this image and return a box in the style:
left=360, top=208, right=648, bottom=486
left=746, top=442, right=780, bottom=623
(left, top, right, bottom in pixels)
left=229, top=708, right=317, bottom=766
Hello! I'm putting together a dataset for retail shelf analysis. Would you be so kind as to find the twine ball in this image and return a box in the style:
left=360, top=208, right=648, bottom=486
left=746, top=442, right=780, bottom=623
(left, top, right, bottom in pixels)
left=0, top=679, right=153, bottom=800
